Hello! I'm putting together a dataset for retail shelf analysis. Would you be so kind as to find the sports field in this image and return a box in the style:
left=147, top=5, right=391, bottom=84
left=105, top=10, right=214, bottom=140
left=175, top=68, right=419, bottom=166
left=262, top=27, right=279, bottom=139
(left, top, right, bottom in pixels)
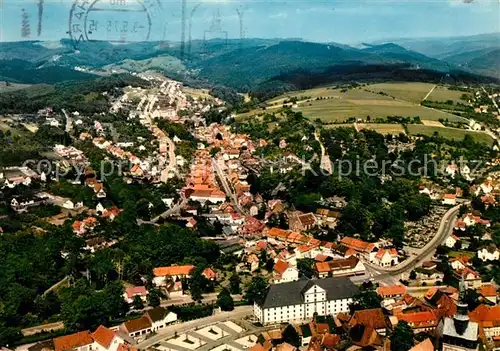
left=407, top=124, right=494, bottom=145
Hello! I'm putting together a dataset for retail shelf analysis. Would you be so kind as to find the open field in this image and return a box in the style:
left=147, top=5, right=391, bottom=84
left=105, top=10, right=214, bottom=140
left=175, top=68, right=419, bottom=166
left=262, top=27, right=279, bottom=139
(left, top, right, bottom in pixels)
left=238, top=85, right=463, bottom=123
left=407, top=124, right=494, bottom=145
left=421, top=120, right=445, bottom=127
left=356, top=123, right=406, bottom=134
left=0, top=82, right=32, bottom=93
left=428, top=86, right=470, bottom=104
left=366, top=82, right=436, bottom=103
left=184, top=87, right=213, bottom=100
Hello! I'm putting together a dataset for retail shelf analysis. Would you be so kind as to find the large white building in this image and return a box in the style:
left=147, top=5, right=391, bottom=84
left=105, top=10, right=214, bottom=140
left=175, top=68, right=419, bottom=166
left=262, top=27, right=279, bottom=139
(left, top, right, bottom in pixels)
left=254, top=277, right=359, bottom=325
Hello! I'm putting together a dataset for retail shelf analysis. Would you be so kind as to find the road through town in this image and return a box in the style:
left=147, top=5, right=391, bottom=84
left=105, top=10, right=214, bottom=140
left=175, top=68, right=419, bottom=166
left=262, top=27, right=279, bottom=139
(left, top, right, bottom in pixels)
left=369, top=202, right=466, bottom=281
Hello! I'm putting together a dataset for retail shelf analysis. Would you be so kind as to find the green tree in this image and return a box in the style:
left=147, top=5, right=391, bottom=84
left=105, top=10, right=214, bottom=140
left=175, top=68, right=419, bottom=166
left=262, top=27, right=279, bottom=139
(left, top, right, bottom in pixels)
left=409, top=270, right=417, bottom=280
left=350, top=289, right=382, bottom=313
left=148, top=288, right=161, bottom=307
left=390, top=321, right=414, bottom=351
left=217, top=288, right=234, bottom=311
left=229, top=272, right=242, bottom=294
left=245, top=276, right=268, bottom=305
left=282, top=324, right=300, bottom=348
left=132, top=295, right=144, bottom=310
left=297, top=258, right=316, bottom=278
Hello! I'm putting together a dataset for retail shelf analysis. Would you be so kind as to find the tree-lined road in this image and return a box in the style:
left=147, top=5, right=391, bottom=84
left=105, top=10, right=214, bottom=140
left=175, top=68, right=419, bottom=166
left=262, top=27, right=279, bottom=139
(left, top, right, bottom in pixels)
left=369, top=202, right=466, bottom=282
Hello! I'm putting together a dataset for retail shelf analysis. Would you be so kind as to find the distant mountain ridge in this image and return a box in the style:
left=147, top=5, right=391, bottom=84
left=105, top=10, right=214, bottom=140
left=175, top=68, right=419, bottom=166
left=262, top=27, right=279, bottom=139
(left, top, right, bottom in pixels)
left=0, top=34, right=498, bottom=88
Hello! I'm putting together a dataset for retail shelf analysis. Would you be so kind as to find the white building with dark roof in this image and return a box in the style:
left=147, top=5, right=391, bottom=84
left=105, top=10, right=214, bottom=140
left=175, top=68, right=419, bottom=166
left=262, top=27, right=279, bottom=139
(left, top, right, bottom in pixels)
left=254, top=277, right=359, bottom=325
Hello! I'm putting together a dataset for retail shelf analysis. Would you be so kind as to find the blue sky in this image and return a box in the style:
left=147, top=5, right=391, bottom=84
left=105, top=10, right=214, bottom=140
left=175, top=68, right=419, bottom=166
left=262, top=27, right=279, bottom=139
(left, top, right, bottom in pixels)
left=0, top=0, right=499, bottom=43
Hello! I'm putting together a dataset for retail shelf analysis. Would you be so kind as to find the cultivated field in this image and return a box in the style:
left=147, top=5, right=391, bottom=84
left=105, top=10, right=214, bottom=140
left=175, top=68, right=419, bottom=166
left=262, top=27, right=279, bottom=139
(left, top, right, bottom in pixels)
left=356, top=123, right=406, bottom=135
left=407, top=124, right=494, bottom=145
left=366, top=82, right=435, bottom=103
left=428, top=86, right=470, bottom=104
left=421, top=120, right=445, bottom=127
left=238, top=85, right=463, bottom=123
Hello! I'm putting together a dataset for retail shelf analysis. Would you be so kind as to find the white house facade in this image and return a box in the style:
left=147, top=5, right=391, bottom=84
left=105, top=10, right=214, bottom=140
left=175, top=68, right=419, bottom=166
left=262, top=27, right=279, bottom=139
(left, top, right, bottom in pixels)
left=254, top=277, right=359, bottom=325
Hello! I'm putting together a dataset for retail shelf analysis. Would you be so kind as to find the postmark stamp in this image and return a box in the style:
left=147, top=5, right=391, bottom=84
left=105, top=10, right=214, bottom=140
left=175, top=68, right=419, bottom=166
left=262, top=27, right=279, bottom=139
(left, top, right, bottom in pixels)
left=68, top=0, right=163, bottom=47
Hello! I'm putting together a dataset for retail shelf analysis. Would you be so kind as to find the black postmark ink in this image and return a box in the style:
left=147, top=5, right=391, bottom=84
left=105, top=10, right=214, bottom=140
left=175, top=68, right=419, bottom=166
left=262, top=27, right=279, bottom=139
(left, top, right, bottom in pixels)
left=21, top=8, right=31, bottom=38
left=203, top=8, right=228, bottom=54
left=37, top=0, right=44, bottom=37
left=68, top=0, right=163, bottom=48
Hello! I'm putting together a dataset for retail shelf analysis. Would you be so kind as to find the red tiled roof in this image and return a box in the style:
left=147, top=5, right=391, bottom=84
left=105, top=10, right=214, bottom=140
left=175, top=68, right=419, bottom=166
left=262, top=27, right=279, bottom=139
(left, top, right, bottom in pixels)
left=340, top=237, right=375, bottom=253
left=92, top=325, right=116, bottom=349
left=153, top=265, right=195, bottom=277
left=125, top=286, right=148, bottom=299
left=349, top=308, right=387, bottom=330
left=409, top=338, right=434, bottom=351
left=397, top=311, right=438, bottom=328
left=479, top=284, right=497, bottom=297
left=377, top=285, right=407, bottom=297
left=202, top=267, right=217, bottom=279
left=273, top=260, right=290, bottom=275
left=53, top=331, right=93, bottom=351
left=123, top=316, right=152, bottom=333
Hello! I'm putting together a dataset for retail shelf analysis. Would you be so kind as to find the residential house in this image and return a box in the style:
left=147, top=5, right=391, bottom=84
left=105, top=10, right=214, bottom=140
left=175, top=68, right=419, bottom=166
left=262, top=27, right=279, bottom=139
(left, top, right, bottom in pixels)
left=273, top=260, right=299, bottom=284
left=442, top=194, right=457, bottom=205
left=152, top=265, right=195, bottom=286
left=469, top=304, right=500, bottom=341
left=339, top=237, right=375, bottom=259
left=120, top=316, right=152, bottom=340
left=445, top=234, right=460, bottom=248
left=247, top=254, right=260, bottom=272
left=371, top=248, right=399, bottom=267
left=92, top=325, right=124, bottom=351
left=478, top=245, right=500, bottom=261
left=53, top=331, right=94, bottom=351
left=123, top=286, right=148, bottom=304
left=455, top=268, right=482, bottom=289
left=347, top=308, right=389, bottom=338
left=396, top=311, right=439, bottom=333
left=478, top=284, right=497, bottom=304
left=315, top=256, right=365, bottom=278
left=377, top=285, right=407, bottom=300
left=144, top=307, right=177, bottom=331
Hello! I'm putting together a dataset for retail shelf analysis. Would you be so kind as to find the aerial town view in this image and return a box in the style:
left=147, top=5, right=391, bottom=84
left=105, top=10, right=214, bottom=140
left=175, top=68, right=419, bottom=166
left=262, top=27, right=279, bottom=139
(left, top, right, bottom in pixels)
left=0, top=0, right=499, bottom=350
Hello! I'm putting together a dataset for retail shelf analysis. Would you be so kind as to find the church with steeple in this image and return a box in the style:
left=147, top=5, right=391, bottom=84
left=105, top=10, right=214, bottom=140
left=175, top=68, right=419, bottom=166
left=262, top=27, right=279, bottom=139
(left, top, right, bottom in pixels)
left=439, top=276, right=479, bottom=351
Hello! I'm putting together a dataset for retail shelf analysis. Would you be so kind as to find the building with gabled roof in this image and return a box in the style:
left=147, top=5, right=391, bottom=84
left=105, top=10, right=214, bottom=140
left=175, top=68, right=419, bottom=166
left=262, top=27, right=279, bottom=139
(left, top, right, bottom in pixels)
left=254, top=277, right=359, bottom=325
left=53, top=331, right=94, bottom=351
left=120, top=316, right=152, bottom=339
left=92, top=325, right=125, bottom=351
left=273, top=260, right=299, bottom=284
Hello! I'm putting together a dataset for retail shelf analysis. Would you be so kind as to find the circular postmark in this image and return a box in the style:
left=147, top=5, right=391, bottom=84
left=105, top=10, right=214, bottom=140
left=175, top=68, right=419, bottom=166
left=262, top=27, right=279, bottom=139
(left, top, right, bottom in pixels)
left=68, top=0, right=163, bottom=46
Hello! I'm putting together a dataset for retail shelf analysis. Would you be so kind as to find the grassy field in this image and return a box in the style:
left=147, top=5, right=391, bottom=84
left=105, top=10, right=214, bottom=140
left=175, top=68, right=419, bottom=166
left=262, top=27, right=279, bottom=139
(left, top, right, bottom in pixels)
left=366, top=82, right=435, bottom=103
left=428, top=86, right=470, bottom=104
left=239, top=85, right=463, bottom=123
left=0, top=82, right=32, bottom=93
left=407, top=124, right=494, bottom=145
left=356, top=123, right=406, bottom=135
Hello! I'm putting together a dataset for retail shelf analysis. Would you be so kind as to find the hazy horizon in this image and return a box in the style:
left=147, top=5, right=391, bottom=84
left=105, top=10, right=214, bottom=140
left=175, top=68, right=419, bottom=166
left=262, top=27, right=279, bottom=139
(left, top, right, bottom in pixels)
left=0, top=0, right=499, bottom=44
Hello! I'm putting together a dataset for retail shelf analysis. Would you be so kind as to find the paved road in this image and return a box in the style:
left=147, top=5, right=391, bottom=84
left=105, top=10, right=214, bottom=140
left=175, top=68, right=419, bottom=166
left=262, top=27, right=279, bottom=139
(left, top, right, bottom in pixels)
left=314, top=131, right=332, bottom=174
left=369, top=202, right=466, bottom=281
left=213, top=159, right=245, bottom=215
left=423, top=84, right=437, bottom=101
left=139, top=197, right=189, bottom=225
left=136, top=306, right=253, bottom=349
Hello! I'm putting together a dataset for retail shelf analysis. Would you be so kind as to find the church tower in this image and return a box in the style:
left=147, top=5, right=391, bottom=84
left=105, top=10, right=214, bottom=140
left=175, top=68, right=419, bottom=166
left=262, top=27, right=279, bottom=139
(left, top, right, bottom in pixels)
left=440, top=276, right=479, bottom=351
